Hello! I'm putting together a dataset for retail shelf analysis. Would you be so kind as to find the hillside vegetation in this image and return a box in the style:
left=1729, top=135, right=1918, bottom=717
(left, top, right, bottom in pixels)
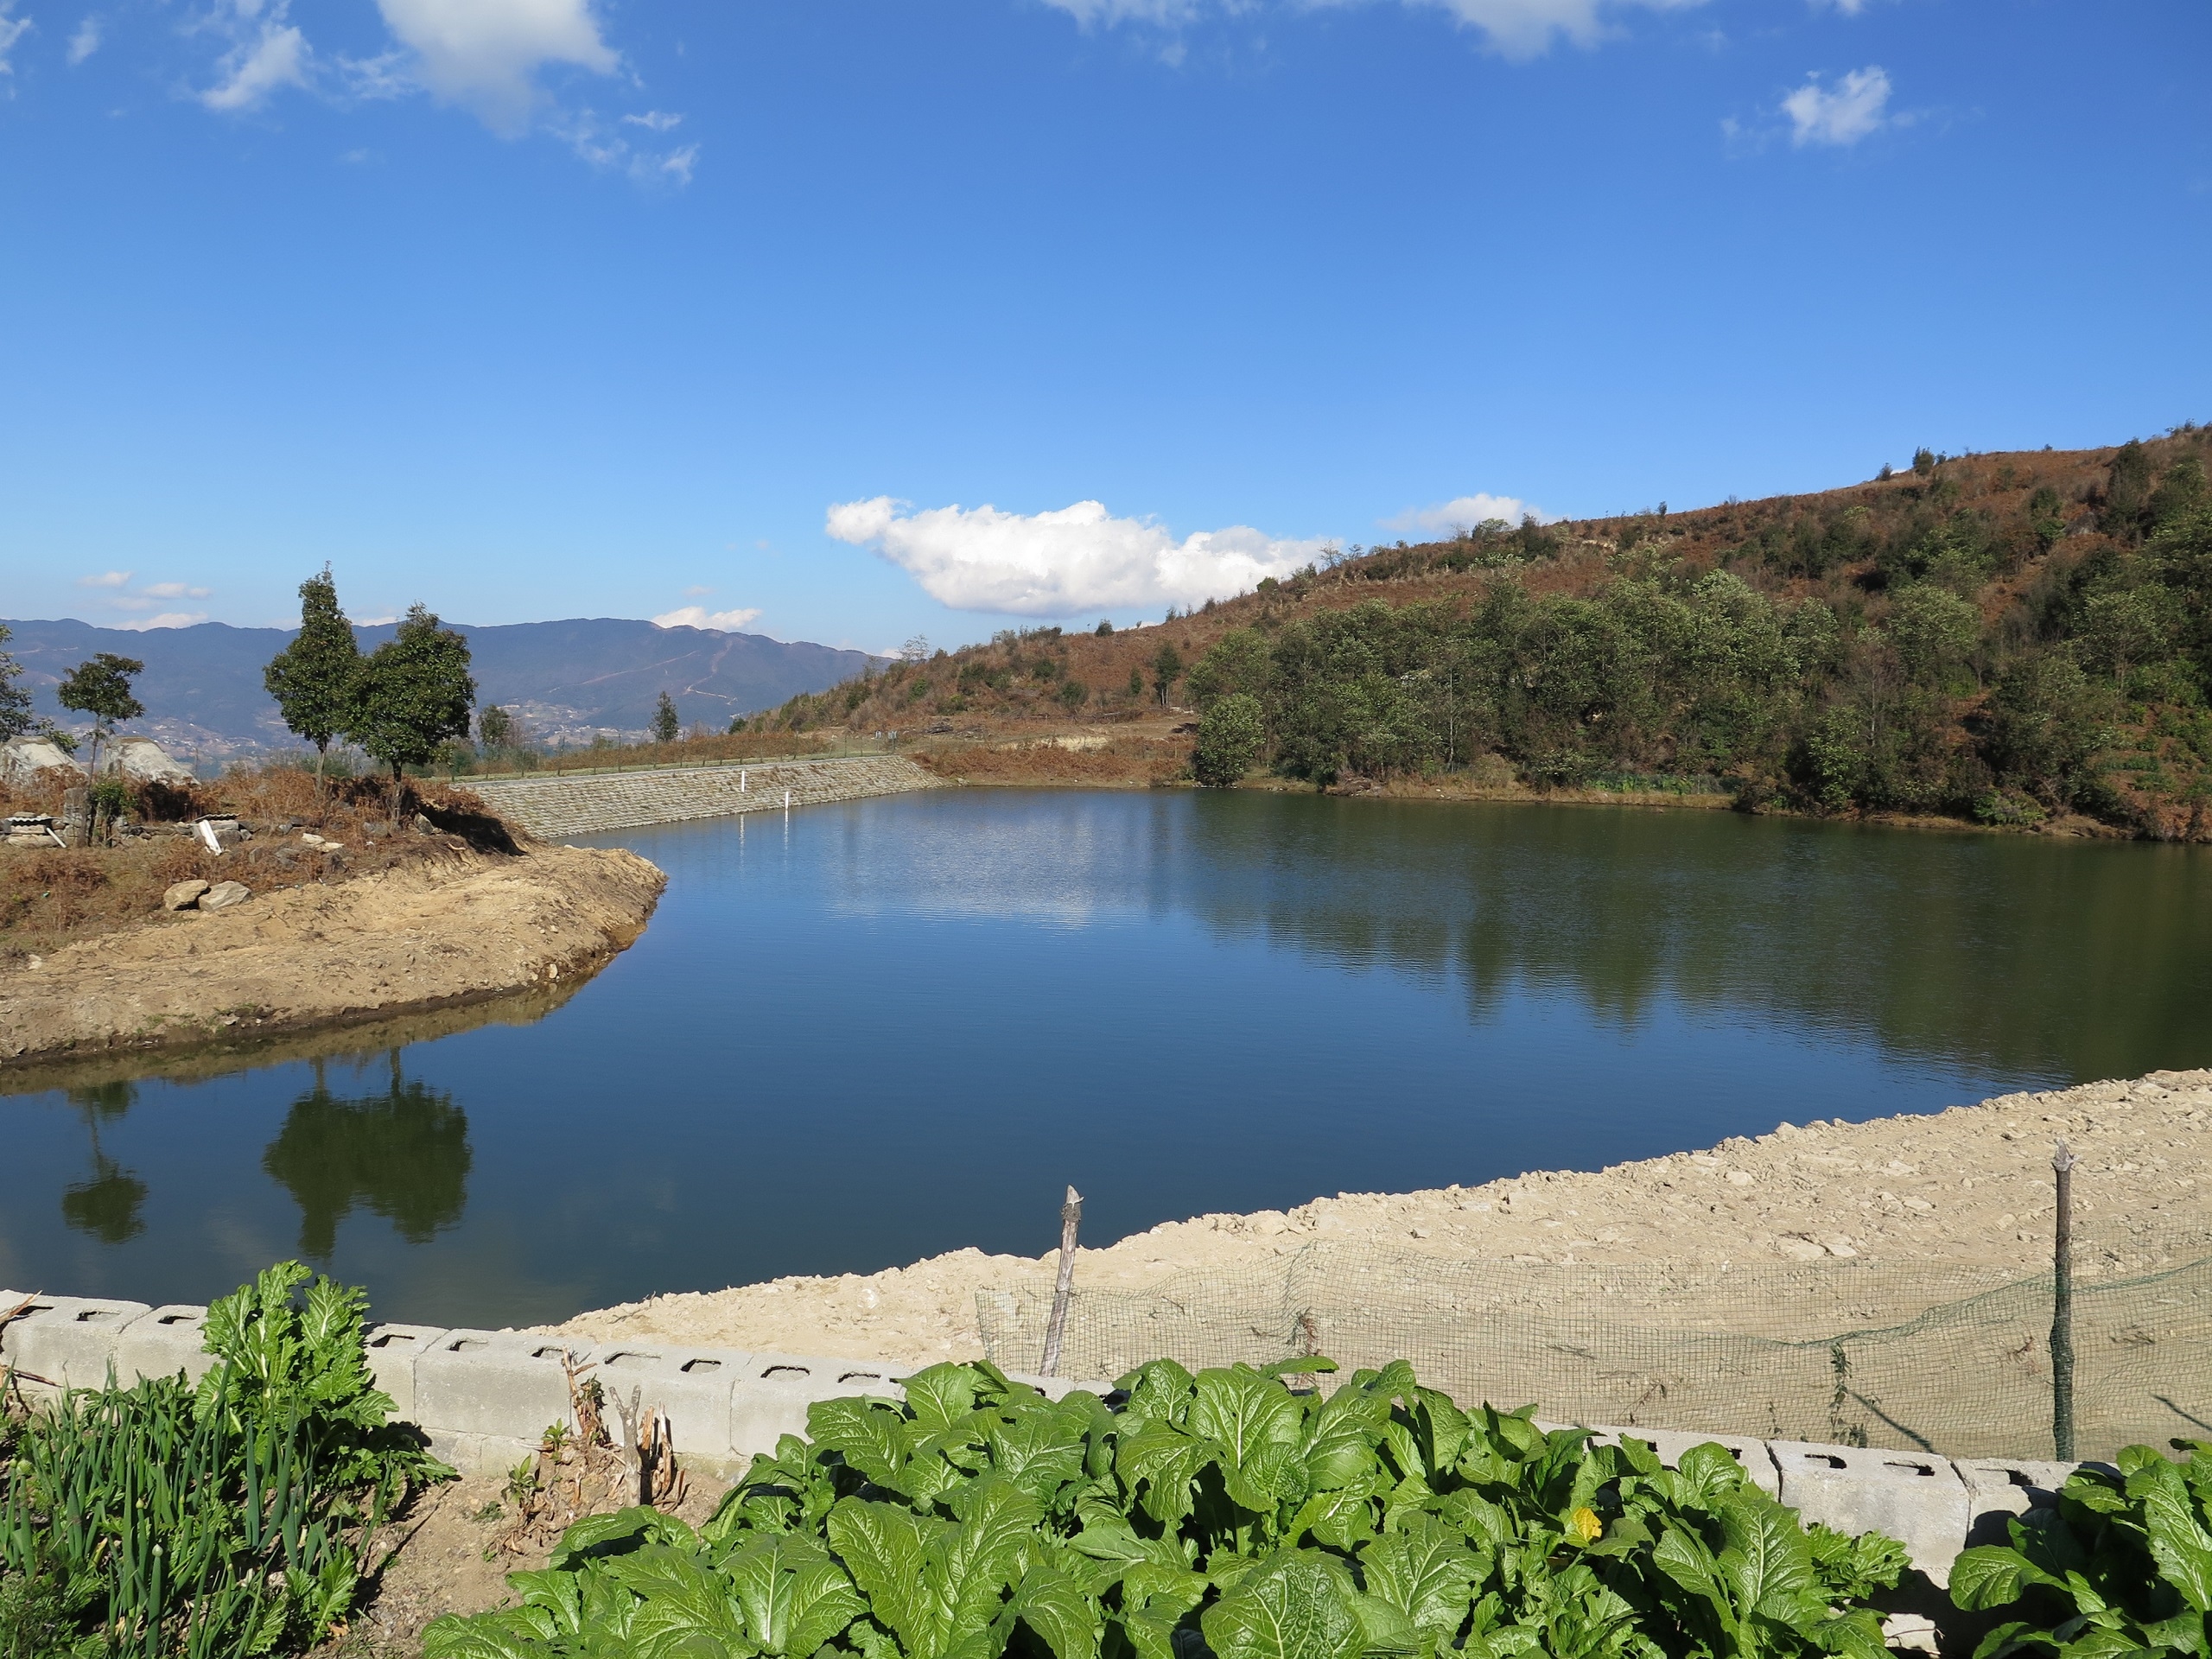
left=758, top=428, right=2212, bottom=839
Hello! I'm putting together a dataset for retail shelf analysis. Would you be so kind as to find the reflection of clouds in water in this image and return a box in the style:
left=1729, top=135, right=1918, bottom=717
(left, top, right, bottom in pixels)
left=816, top=800, right=1168, bottom=929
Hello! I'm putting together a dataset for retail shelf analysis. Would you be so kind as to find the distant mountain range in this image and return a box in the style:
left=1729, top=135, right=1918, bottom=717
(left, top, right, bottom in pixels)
left=0, top=616, right=881, bottom=763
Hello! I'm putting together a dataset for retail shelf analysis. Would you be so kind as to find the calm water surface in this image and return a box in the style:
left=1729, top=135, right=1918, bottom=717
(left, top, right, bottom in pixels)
left=3, top=790, right=2209, bottom=1328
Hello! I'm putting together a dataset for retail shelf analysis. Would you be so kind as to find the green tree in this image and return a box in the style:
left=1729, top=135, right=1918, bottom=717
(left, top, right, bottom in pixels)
left=0, top=622, right=32, bottom=740
left=264, top=564, right=361, bottom=787
left=1126, top=665, right=1145, bottom=699
left=1985, top=652, right=2113, bottom=809
left=1886, top=585, right=1982, bottom=690
left=477, top=703, right=513, bottom=753
left=1192, top=692, right=1264, bottom=786
left=1056, top=677, right=1087, bottom=711
left=349, top=604, right=475, bottom=803
left=55, top=652, right=145, bottom=775
left=1151, top=641, right=1185, bottom=705
left=1186, top=628, right=1271, bottom=710
left=652, top=690, right=680, bottom=744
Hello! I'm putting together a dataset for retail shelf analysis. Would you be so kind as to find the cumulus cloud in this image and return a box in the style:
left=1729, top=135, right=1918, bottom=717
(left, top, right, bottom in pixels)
left=827, top=497, right=1331, bottom=618
left=1783, top=65, right=1890, bottom=146
left=1044, top=0, right=1706, bottom=60
left=653, top=605, right=763, bottom=632
left=76, top=569, right=131, bottom=588
left=200, top=2, right=312, bottom=111
left=1380, top=492, right=1541, bottom=535
left=374, top=0, right=617, bottom=134
left=67, top=14, right=99, bottom=63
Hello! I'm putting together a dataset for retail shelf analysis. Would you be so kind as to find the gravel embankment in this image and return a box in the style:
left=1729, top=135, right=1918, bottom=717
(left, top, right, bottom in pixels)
left=555, top=1069, right=2212, bottom=1363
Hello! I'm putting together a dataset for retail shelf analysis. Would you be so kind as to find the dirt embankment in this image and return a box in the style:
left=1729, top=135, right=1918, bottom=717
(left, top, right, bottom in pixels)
left=0, top=841, right=664, bottom=1065
left=554, top=1068, right=2212, bottom=1365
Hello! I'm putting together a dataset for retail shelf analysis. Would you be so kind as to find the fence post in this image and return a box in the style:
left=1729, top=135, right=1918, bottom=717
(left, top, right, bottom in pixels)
left=2051, top=1139, right=2076, bottom=1461
left=1040, top=1186, right=1084, bottom=1377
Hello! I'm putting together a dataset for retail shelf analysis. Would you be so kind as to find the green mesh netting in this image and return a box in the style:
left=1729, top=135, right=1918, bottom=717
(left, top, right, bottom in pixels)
left=977, top=1244, right=2212, bottom=1461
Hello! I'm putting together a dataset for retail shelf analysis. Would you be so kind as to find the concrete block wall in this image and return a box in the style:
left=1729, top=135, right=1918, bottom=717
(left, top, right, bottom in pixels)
left=468, top=755, right=944, bottom=839
left=0, top=1287, right=2075, bottom=1586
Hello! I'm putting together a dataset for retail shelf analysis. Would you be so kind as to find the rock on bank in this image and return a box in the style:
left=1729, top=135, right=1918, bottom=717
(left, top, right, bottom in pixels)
left=0, top=842, right=664, bottom=1063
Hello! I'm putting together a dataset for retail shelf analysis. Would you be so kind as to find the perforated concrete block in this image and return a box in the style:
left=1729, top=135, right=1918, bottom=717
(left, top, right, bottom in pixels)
left=414, top=1330, right=590, bottom=1442
left=1582, top=1424, right=1782, bottom=1497
left=1958, top=1458, right=2093, bottom=1547
left=1, top=1294, right=150, bottom=1389
left=363, top=1324, right=450, bottom=1422
left=1771, top=1440, right=1969, bottom=1584
left=115, top=1305, right=215, bottom=1385
left=728, top=1353, right=907, bottom=1460
left=588, top=1343, right=749, bottom=1475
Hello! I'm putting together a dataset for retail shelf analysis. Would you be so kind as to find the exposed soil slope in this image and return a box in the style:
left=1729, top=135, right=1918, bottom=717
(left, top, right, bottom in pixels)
left=554, top=1068, right=2212, bottom=1366
left=0, top=841, right=664, bottom=1064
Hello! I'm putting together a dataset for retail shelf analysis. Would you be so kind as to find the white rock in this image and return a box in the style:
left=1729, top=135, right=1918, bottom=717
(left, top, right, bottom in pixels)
left=97, top=736, right=196, bottom=786
left=0, top=736, right=86, bottom=785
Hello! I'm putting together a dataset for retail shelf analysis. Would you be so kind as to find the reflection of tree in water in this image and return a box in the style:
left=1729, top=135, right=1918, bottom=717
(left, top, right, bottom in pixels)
left=261, top=1053, right=472, bottom=1260
left=60, top=1079, right=149, bottom=1243
left=1175, top=797, right=2212, bottom=1082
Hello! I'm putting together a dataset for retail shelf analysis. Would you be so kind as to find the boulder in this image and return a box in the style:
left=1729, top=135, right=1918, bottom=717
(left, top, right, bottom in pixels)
left=162, top=879, right=212, bottom=911
left=0, top=736, right=87, bottom=788
left=198, top=880, right=251, bottom=912
left=99, top=737, right=197, bottom=787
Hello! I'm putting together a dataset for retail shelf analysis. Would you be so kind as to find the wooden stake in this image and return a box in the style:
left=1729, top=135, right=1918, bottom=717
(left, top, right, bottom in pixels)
left=1040, top=1185, right=1084, bottom=1377
left=2051, top=1139, right=2076, bottom=1462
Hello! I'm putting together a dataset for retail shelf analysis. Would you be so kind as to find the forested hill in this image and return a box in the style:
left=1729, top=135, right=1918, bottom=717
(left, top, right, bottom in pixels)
left=0, top=616, right=880, bottom=759
left=766, top=427, right=2212, bottom=839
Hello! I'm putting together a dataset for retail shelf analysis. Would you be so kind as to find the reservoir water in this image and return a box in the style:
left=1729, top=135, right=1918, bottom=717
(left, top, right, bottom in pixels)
left=3, top=789, right=2209, bottom=1329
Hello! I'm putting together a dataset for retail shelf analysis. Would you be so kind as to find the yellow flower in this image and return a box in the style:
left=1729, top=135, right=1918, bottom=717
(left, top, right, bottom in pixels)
left=1567, top=1506, right=1603, bottom=1544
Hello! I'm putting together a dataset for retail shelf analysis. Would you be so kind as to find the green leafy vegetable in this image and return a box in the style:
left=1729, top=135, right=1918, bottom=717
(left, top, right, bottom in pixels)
left=426, top=1357, right=1908, bottom=1659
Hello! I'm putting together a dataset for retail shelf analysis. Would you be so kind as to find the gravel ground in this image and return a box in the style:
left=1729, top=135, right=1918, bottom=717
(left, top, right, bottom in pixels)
left=553, top=1069, right=2212, bottom=1364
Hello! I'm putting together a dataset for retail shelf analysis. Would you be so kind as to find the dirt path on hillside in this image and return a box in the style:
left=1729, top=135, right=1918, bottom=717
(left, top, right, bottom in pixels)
left=0, top=842, right=664, bottom=1065
left=555, top=1068, right=2212, bottom=1366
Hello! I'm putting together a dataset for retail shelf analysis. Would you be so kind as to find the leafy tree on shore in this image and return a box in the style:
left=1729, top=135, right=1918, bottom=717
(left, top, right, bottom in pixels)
left=0, top=623, right=32, bottom=740
left=1192, top=692, right=1264, bottom=786
left=264, top=565, right=361, bottom=788
left=55, top=652, right=145, bottom=775
left=349, top=605, right=475, bottom=805
left=651, top=690, right=679, bottom=745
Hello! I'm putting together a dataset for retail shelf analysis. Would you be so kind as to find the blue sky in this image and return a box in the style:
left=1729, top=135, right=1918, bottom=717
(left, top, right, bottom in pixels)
left=2, top=0, right=2206, bottom=655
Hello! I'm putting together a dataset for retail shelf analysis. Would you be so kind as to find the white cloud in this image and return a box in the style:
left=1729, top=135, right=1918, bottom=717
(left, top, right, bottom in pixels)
left=200, top=3, right=312, bottom=111
left=0, top=3, right=29, bottom=76
left=1810, top=0, right=1868, bottom=12
left=67, top=14, right=98, bottom=63
left=622, top=109, right=679, bottom=130
left=1381, top=492, right=1541, bottom=535
left=553, top=106, right=696, bottom=183
left=681, top=583, right=712, bottom=597
left=1783, top=65, right=1890, bottom=146
left=826, top=497, right=1330, bottom=618
left=374, top=0, right=617, bottom=134
left=142, top=581, right=213, bottom=599
left=76, top=569, right=132, bottom=588
left=653, top=605, right=763, bottom=632
left=117, top=612, right=209, bottom=630
left=1044, top=0, right=1706, bottom=59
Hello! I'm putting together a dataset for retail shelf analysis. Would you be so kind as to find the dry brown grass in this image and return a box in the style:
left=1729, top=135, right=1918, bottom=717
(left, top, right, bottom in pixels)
left=915, top=738, right=1191, bottom=788
left=0, top=766, right=514, bottom=960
